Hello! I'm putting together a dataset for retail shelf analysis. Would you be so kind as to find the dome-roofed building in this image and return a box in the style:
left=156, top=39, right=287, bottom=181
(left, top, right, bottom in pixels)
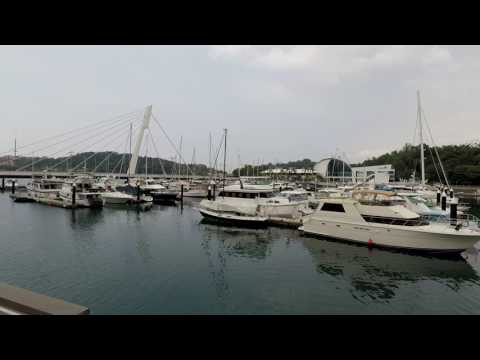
left=314, top=158, right=395, bottom=184
left=313, top=158, right=352, bottom=181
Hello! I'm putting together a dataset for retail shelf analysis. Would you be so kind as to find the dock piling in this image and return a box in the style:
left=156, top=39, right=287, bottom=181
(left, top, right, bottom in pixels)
left=72, top=184, right=76, bottom=208
left=450, top=198, right=458, bottom=226
left=1, top=177, right=4, bottom=192
left=11, top=180, right=15, bottom=195
left=441, top=191, right=447, bottom=211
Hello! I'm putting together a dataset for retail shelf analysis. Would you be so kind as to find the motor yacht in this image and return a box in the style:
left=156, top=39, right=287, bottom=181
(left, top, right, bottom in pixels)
left=299, top=190, right=480, bottom=254
left=59, top=175, right=104, bottom=208
left=27, top=176, right=64, bottom=202
left=198, top=182, right=311, bottom=225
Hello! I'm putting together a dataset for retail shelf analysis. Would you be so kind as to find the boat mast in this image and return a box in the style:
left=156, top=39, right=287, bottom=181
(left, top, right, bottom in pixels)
left=208, top=133, right=212, bottom=182
left=417, top=91, right=425, bottom=187
left=223, top=129, right=227, bottom=192
left=176, top=136, right=182, bottom=180
left=145, top=133, right=149, bottom=178
left=127, top=105, right=152, bottom=178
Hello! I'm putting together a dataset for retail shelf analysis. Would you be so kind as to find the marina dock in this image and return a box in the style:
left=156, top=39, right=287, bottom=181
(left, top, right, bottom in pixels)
left=0, top=283, right=89, bottom=315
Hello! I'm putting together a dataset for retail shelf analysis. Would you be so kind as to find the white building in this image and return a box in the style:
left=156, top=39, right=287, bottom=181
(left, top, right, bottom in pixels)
left=350, top=164, right=395, bottom=184
left=313, top=158, right=352, bottom=182
left=313, top=158, right=395, bottom=184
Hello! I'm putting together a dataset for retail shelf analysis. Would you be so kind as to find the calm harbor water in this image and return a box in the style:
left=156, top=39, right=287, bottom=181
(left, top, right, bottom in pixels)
left=1, top=192, right=480, bottom=314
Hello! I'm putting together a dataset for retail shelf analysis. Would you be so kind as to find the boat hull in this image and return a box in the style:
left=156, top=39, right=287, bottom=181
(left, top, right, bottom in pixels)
left=102, top=193, right=133, bottom=205
left=60, top=194, right=104, bottom=208
left=199, top=208, right=268, bottom=227
left=300, top=217, right=480, bottom=254
left=151, top=191, right=179, bottom=203
left=182, top=190, right=207, bottom=198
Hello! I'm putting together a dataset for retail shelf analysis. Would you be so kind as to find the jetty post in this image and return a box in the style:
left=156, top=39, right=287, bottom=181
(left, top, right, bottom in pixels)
left=441, top=190, right=447, bottom=211
left=450, top=198, right=458, bottom=226
left=72, top=184, right=76, bottom=208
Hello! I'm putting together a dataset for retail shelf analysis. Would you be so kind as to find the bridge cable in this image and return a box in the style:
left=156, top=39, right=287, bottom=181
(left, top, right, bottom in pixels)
left=0, top=108, right=143, bottom=157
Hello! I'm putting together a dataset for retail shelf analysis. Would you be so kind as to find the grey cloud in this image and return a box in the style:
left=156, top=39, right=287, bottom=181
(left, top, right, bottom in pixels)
left=1, top=45, right=479, bottom=169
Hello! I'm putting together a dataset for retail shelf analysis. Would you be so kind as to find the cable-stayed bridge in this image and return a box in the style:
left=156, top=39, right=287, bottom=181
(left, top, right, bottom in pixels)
left=0, top=105, right=233, bottom=181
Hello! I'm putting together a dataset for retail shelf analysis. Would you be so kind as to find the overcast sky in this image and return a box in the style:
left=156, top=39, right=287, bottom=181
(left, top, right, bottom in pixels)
left=1, top=45, right=479, bottom=170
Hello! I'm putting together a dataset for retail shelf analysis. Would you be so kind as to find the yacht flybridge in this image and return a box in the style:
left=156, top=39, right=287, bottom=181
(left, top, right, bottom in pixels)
left=299, top=190, right=480, bottom=254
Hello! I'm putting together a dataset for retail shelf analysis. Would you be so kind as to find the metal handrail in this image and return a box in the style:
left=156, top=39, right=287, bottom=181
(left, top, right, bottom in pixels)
left=421, top=213, right=480, bottom=229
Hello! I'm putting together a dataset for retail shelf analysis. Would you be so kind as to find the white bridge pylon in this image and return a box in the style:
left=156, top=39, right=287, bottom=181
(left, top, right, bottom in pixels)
left=127, top=105, right=152, bottom=177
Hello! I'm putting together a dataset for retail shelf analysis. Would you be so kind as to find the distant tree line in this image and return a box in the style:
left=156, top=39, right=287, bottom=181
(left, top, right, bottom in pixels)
left=0, top=151, right=212, bottom=177
left=351, top=143, right=480, bottom=185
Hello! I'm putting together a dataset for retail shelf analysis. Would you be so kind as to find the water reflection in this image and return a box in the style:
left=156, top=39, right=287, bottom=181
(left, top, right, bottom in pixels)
left=200, top=226, right=229, bottom=300
left=199, top=220, right=277, bottom=302
left=302, top=236, right=480, bottom=303
left=200, top=219, right=273, bottom=259
left=103, top=203, right=153, bottom=212
left=69, top=208, right=105, bottom=231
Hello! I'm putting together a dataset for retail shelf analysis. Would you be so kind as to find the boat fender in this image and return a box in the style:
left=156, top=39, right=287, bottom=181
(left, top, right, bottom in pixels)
left=368, top=239, right=374, bottom=247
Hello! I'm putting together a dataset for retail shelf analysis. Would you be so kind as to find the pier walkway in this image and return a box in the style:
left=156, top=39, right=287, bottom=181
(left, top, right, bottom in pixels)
left=0, top=283, right=89, bottom=315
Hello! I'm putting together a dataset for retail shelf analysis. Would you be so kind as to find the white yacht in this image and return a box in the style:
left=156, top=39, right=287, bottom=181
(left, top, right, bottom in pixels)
left=181, top=181, right=209, bottom=198
left=27, top=177, right=64, bottom=202
left=4, top=179, right=14, bottom=191
left=314, top=187, right=349, bottom=199
left=299, top=190, right=480, bottom=254
left=129, top=178, right=165, bottom=192
left=113, top=182, right=154, bottom=204
left=101, top=191, right=135, bottom=205
left=60, top=175, right=104, bottom=208
left=198, top=182, right=311, bottom=225
left=95, top=176, right=136, bottom=205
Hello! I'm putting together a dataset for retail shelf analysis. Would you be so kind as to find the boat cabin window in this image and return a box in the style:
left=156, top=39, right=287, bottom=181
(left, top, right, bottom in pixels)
left=219, top=191, right=273, bottom=198
left=320, top=203, right=345, bottom=212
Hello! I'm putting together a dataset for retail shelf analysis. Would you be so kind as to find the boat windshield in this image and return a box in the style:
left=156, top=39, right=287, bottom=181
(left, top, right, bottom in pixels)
left=219, top=191, right=275, bottom=198
left=278, top=192, right=309, bottom=202
left=353, top=191, right=406, bottom=206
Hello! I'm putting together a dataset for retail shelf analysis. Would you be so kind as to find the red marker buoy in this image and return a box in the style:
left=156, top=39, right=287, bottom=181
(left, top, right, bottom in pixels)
left=368, top=239, right=373, bottom=247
